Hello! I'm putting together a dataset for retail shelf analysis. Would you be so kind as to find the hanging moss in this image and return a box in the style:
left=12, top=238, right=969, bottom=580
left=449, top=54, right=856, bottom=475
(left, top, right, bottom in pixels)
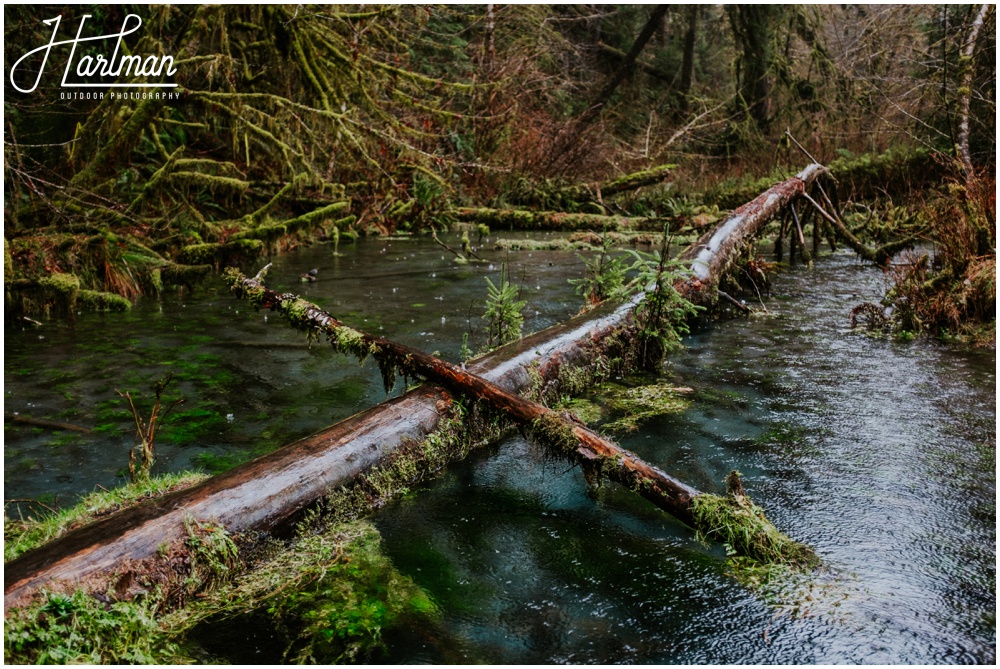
left=529, top=413, right=580, bottom=457
left=324, top=400, right=510, bottom=520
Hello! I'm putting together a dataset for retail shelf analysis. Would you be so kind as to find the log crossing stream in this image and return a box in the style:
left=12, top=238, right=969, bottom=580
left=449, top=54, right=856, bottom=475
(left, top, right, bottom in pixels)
left=4, top=237, right=995, bottom=663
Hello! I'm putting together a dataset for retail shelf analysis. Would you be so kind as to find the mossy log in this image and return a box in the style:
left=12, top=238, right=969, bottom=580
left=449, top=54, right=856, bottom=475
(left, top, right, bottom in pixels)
left=5, top=274, right=132, bottom=316
left=4, top=166, right=823, bottom=611
left=225, top=269, right=704, bottom=522
left=502, top=163, right=677, bottom=214
left=451, top=207, right=665, bottom=232
left=677, top=163, right=828, bottom=305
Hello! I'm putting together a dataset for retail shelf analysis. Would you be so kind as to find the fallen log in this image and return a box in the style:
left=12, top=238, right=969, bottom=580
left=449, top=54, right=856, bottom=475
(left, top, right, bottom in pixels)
left=597, top=40, right=673, bottom=84
left=7, top=415, right=92, bottom=434
left=452, top=207, right=665, bottom=232
left=497, top=164, right=676, bottom=215
left=679, top=163, right=827, bottom=304
left=223, top=268, right=706, bottom=521
left=4, top=164, right=825, bottom=611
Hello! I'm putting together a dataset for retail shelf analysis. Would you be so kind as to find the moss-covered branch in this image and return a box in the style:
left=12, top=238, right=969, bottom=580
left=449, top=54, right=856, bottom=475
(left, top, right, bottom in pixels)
left=225, top=266, right=815, bottom=568
left=453, top=207, right=665, bottom=232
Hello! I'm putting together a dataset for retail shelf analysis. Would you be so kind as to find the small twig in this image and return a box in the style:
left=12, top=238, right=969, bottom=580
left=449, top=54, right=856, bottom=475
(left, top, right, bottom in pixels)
left=784, top=128, right=820, bottom=166
left=252, top=263, right=273, bottom=282
left=8, top=415, right=93, bottom=434
left=800, top=191, right=839, bottom=227
left=4, top=499, right=59, bottom=517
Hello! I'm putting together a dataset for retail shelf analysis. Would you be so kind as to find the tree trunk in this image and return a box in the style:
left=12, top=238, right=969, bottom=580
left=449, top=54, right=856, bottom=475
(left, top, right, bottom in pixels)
left=577, top=5, right=670, bottom=127
left=452, top=208, right=664, bottom=232
left=956, top=4, right=991, bottom=182
left=4, top=164, right=825, bottom=611
left=727, top=5, right=782, bottom=133
left=597, top=41, right=672, bottom=84
left=677, top=5, right=699, bottom=115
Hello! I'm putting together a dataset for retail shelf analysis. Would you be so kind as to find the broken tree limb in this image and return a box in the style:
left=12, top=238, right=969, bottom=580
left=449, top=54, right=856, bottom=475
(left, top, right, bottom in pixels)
left=7, top=415, right=92, bottom=434
left=4, top=165, right=824, bottom=611
left=801, top=190, right=920, bottom=267
left=597, top=40, right=673, bottom=84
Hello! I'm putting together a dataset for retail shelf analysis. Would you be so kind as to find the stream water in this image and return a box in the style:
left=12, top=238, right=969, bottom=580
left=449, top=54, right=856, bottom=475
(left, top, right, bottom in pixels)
left=4, top=236, right=995, bottom=663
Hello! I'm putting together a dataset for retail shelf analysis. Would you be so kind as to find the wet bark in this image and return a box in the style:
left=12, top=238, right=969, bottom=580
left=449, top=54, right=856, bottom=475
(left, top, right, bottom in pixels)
left=4, top=164, right=825, bottom=611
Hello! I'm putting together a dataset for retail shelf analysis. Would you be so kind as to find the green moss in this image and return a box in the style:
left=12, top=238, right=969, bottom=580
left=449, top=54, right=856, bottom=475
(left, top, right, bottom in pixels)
left=4, top=589, right=185, bottom=664
left=557, top=398, right=605, bottom=425
left=604, top=382, right=692, bottom=432
left=324, top=401, right=509, bottom=520
left=38, top=273, right=81, bottom=294
left=530, top=413, right=580, bottom=457
left=331, top=325, right=377, bottom=362
left=174, top=521, right=435, bottom=663
left=690, top=472, right=817, bottom=569
left=494, top=237, right=595, bottom=252
left=160, top=263, right=212, bottom=287
left=77, top=289, right=132, bottom=311
left=4, top=472, right=209, bottom=561
left=181, top=240, right=264, bottom=266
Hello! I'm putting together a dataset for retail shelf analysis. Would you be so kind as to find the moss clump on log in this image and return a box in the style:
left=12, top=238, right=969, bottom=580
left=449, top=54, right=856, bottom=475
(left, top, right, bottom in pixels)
left=529, top=413, right=581, bottom=458
left=8, top=273, right=132, bottom=315
left=160, top=263, right=213, bottom=287
left=230, top=201, right=349, bottom=242
left=690, top=471, right=817, bottom=568
left=506, top=164, right=676, bottom=212
left=331, top=326, right=379, bottom=363
left=180, top=239, right=265, bottom=266
left=77, top=290, right=132, bottom=312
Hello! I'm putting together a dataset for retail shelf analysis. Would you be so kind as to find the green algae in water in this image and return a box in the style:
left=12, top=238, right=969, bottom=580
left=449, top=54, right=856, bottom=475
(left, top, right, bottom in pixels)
left=175, top=521, right=438, bottom=664
left=603, top=382, right=692, bottom=432
left=557, top=397, right=605, bottom=425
